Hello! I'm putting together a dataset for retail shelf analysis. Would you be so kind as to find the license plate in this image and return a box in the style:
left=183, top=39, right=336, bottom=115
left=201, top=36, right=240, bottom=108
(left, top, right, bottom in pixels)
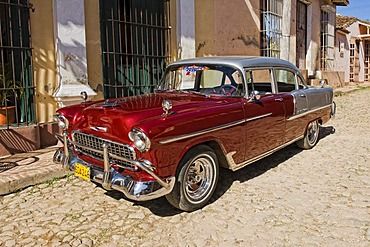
left=75, top=163, right=90, bottom=181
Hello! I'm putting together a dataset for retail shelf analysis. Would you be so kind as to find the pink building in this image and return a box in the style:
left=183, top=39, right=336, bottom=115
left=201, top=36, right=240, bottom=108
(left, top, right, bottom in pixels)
left=336, top=15, right=370, bottom=84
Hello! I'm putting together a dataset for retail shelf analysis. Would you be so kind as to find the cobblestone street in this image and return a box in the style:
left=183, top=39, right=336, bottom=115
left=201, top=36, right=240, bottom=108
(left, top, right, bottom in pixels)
left=0, top=89, right=369, bottom=247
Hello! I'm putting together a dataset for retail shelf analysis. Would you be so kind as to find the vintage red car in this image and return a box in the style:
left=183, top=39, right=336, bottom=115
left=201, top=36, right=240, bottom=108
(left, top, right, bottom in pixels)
left=53, top=56, right=335, bottom=211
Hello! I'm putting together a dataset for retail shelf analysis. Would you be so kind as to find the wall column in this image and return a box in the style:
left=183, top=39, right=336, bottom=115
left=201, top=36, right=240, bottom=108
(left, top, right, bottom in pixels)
left=176, top=0, right=196, bottom=59
left=52, top=0, right=96, bottom=108
left=281, top=0, right=292, bottom=63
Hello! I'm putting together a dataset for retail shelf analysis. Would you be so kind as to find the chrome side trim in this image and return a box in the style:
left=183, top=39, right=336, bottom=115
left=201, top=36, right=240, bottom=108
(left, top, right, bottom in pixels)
left=287, top=104, right=331, bottom=121
left=159, top=119, right=246, bottom=144
left=228, top=135, right=304, bottom=171
left=159, top=113, right=273, bottom=144
left=246, top=113, right=272, bottom=122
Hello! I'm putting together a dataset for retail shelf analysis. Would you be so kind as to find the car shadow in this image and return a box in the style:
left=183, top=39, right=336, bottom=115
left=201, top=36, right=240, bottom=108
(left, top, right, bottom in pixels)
left=105, top=125, right=335, bottom=216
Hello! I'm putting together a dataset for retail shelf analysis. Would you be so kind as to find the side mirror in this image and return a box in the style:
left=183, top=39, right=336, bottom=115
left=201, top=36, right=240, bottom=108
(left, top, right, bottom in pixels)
left=320, top=79, right=327, bottom=88
left=249, top=90, right=261, bottom=102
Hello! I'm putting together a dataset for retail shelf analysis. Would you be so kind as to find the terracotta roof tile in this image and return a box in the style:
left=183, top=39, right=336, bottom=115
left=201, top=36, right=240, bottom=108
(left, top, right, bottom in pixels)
left=336, top=14, right=370, bottom=30
left=336, top=14, right=359, bottom=29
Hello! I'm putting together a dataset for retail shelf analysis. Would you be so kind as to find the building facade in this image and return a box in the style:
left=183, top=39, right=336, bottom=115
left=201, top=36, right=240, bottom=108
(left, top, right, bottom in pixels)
left=0, top=0, right=348, bottom=156
left=335, top=15, right=370, bottom=84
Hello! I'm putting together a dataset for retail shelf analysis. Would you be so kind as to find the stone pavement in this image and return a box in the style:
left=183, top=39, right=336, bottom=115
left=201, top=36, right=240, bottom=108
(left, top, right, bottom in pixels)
left=0, top=82, right=369, bottom=196
left=0, top=87, right=369, bottom=246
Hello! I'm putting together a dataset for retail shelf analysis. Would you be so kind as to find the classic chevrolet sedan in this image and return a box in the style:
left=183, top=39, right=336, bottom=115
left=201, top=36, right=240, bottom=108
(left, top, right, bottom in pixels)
left=53, top=56, right=335, bottom=211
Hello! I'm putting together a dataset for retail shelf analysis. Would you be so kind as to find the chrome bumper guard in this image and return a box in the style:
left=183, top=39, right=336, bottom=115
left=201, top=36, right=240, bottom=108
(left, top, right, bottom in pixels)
left=53, top=134, right=175, bottom=201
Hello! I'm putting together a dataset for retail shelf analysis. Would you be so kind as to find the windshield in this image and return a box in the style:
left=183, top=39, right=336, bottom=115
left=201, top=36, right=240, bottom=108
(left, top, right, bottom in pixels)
left=158, top=64, right=245, bottom=97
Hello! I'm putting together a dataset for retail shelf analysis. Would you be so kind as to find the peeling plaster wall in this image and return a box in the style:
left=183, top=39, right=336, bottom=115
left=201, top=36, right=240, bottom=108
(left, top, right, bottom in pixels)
left=195, top=0, right=260, bottom=57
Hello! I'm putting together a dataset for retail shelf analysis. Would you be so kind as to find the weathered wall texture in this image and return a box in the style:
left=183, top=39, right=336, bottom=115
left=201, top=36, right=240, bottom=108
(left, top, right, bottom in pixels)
left=30, top=0, right=57, bottom=124
left=335, top=31, right=350, bottom=83
left=84, top=0, right=104, bottom=101
left=195, top=0, right=260, bottom=57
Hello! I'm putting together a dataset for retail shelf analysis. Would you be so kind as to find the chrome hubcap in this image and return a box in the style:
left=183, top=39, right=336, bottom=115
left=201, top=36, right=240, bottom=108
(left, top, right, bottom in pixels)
left=307, top=121, right=319, bottom=146
left=184, top=154, right=216, bottom=203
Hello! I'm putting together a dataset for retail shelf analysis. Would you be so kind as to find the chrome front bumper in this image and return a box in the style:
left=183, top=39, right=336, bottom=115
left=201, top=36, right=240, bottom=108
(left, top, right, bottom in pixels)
left=53, top=134, right=175, bottom=201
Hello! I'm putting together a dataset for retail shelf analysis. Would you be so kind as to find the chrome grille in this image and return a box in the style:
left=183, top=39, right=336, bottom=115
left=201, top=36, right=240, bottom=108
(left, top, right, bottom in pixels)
left=72, top=132, right=136, bottom=170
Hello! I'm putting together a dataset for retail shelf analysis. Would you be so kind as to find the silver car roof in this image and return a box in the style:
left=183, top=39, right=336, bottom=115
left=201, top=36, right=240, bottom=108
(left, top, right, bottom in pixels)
left=168, top=56, right=299, bottom=72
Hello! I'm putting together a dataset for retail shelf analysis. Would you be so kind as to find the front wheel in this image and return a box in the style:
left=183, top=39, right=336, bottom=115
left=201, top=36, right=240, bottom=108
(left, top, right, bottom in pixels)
left=297, top=120, right=320, bottom=149
left=166, top=145, right=219, bottom=212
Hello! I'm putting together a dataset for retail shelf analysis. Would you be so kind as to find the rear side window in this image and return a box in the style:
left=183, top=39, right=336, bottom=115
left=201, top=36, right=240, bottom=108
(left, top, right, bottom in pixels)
left=275, top=69, right=297, bottom=92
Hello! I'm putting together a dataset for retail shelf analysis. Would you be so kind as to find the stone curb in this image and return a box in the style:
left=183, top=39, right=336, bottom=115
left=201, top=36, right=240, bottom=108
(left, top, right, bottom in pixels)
left=0, top=147, right=71, bottom=196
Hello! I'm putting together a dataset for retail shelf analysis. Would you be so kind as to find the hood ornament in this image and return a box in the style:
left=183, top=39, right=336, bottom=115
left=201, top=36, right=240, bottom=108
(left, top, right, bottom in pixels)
left=162, top=100, right=172, bottom=116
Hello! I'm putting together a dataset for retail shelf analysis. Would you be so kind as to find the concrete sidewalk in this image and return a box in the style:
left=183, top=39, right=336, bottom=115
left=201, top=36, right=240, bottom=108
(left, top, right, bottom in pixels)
left=0, top=82, right=369, bottom=196
left=0, top=147, right=70, bottom=195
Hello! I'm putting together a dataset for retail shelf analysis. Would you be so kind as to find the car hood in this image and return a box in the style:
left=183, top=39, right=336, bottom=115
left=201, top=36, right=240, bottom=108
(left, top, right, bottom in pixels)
left=71, top=93, right=239, bottom=143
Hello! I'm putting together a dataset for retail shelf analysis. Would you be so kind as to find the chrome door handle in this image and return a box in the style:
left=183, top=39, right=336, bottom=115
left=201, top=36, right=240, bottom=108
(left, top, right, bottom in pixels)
left=275, top=98, right=283, bottom=102
left=299, top=94, right=306, bottom=98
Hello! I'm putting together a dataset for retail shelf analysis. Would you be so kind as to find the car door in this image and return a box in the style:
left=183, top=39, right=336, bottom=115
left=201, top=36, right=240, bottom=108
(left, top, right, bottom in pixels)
left=275, top=69, right=308, bottom=142
left=243, top=68, right=286, bottom=162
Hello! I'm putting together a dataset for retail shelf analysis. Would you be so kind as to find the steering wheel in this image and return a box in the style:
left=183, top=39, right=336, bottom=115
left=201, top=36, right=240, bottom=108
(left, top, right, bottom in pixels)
left=219, top=85, right=238, bottom=96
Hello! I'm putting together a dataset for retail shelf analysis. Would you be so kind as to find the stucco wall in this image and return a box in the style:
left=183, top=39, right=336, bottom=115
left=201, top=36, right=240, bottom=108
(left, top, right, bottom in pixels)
left=195, top=0, right=260, bottom=57
left=335, top=31, right=350, bottom=82
left=30, top=0, right=105, bottom=123
left=84, top=0, right=104, bottom=101
left=347, top=22, right=365, bottom=82
left=30, top=0, right=57, bottom=123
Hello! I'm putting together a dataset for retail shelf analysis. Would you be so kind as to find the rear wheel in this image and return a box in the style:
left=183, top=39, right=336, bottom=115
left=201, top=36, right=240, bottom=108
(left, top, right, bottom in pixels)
left=166, top=145, right=219, bottom=212
left=297, top=120, right=320, bottom=149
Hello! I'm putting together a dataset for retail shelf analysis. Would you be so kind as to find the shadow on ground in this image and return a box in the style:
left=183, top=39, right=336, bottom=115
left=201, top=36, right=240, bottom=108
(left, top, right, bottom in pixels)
left=105, top=126, right=335, bottom=216
left=0, top=148, right=57, bottom=173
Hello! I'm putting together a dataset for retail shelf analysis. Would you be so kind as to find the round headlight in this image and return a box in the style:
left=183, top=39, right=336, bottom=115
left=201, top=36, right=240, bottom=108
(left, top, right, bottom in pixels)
left=129, top=128, right=151, bottom=152
left=54, top=114, right=69, bottom=130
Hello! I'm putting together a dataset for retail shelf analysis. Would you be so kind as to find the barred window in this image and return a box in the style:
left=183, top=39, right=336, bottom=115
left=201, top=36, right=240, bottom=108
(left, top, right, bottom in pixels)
left=260, top=0, right=283, bottom=58
left=0, top=0, right=35, bottom=128
left=321, top=9, right=335, bottom=70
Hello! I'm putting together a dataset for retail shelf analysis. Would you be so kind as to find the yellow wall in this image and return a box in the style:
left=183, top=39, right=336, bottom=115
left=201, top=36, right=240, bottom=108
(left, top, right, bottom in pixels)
left=195, top=0, right=215, bottom=56
left=30, top=0, right=104, bottom=124
left=195, top=0, right=260, bottom=57
left=30, top=0, right=57, bottom=123
left=169, top=0, right=178, bottom=61
left=84, top=0, right=104, bottom=101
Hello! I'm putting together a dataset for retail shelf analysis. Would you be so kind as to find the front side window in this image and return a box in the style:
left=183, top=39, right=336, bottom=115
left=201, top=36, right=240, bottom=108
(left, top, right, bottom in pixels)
left=260, top=0, right=283, bottom=58
left=160, top=65, right=244, bottom=97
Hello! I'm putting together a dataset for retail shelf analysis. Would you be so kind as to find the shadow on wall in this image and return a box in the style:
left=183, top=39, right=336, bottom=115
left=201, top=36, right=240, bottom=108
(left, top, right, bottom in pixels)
left=0, top=129, right=38, bottom=155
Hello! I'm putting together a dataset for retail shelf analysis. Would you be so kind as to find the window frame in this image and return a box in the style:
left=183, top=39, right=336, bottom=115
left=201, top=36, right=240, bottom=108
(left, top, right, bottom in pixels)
left=320, top=8, right=335, bottom=71
left=244, top=67, right=276, bottom=97
left=260, top=0, right=283, bottom=58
